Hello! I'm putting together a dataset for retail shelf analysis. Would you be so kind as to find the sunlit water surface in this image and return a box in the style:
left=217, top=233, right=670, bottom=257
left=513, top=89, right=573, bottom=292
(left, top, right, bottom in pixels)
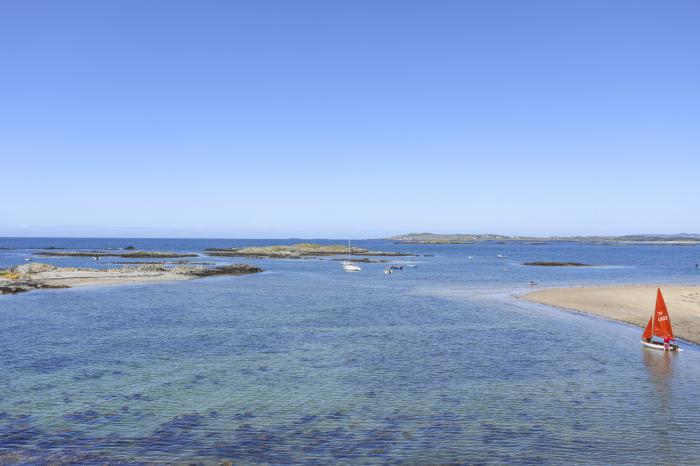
left=1, top=238, right=700, bottom=464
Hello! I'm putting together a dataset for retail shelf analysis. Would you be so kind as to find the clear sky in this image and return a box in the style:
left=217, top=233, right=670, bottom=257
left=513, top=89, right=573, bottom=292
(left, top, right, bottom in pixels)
left=1, top=1, right=698, bottom=238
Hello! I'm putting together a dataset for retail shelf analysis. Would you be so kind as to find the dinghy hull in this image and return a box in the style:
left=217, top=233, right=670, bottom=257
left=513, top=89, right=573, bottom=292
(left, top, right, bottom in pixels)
left=640, top=339, right=682, bottom=351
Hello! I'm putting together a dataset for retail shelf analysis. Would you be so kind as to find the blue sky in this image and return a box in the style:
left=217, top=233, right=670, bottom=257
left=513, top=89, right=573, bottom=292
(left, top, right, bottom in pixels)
left=1, top=1, right=698, bottom=238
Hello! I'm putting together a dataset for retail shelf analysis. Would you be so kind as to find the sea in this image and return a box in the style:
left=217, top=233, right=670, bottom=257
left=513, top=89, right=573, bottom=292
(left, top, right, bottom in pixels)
left=1, top=238, right=700, bottom=465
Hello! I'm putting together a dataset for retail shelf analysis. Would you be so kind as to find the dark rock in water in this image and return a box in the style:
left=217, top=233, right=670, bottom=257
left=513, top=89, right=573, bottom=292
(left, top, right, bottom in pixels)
left=0, top=281, right=67, bottom=294
left=185, top=264, right=263, bottom=277
left=111, top=261, right=167, bottom=265
left=0, top=285, right=31, bottom=294
left=329, top=257, right=388, bottom=263
left=522, top=261, right=591, bottom=267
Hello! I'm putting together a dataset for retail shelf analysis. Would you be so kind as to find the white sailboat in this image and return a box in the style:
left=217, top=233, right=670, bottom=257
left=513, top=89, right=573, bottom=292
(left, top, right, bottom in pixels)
left=342, top=240, right=361, bottom=272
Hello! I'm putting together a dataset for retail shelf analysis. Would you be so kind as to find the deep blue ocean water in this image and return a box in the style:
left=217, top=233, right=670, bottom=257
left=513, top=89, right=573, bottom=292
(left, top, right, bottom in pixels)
left=1, top=238, right=700, bottom=465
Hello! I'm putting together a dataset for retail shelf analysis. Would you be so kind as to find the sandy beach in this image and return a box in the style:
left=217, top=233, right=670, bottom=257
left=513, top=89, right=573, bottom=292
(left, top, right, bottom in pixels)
left=522, top=285, right=700, bottom=344
left=25, top=268, right=194, bottom=288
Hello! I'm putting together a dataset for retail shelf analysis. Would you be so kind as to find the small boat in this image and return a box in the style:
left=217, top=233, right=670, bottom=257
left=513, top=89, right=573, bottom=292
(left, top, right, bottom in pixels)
left=24, top=257, right=32, bottom=261
left=341, top=240, right=361, bottom=272
left=528, top=281, right=537, bottom=286
left=497, top=254, right=508, bottom=259
left=343, top=262, right=361, bottom=272
left=467, top=256, right=473, bottom=259
left=389, top=265, right=403, bottom=270
left=641, top=288, right=682, bottom=351
left=383, top=267, right=392, bottom=275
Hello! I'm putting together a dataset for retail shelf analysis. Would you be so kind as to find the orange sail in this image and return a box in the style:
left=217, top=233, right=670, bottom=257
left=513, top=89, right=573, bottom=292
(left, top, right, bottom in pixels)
left=641, top=316, right=653, bottom=340
left=641, top=288, right=674, bottom=340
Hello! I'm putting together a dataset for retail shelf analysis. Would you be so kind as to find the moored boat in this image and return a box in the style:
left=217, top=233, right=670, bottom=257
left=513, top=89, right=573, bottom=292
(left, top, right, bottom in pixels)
left=640, top=288, right=682, bottom=351
left=342, top=262, right=361, bottom=272
left=341, top=240, right=361, bottom=272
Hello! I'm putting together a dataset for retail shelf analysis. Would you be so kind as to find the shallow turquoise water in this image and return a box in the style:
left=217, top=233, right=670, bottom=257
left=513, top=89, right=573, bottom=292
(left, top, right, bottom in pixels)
left=1, top=239, right=700, bottom=464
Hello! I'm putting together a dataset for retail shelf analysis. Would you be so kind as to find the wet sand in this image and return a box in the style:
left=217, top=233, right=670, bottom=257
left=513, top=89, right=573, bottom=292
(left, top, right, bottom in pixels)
left=522, top=285, right=700, bottom=344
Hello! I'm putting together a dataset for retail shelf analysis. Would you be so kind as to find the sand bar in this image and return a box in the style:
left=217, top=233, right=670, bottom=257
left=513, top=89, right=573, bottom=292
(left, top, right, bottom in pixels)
left=522, top=285, right=700, bottom=344
left=0, top=262, right=262, bottom=294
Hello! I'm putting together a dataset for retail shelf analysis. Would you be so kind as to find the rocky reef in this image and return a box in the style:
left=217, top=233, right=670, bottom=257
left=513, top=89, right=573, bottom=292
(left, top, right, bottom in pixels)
left=522, top=261, right=591, bottom=267
left=36, top=250, right=198, bottom=258
left=183, top=264, right=263, bottom=276
left=0, top=282, right=67, bottom=295
left=329, top=257, right=389, bottom=263
left=205, top=243, right=412, bottom=259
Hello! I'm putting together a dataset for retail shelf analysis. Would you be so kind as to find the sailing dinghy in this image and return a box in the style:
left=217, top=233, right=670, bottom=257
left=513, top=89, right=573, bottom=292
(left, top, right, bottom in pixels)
left=640, top=288, right=681, bottom=351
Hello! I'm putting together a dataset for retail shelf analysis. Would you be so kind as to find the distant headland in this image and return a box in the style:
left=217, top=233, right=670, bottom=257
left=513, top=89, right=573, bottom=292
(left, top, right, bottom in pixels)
left=387, top=233, right=700, bottom=245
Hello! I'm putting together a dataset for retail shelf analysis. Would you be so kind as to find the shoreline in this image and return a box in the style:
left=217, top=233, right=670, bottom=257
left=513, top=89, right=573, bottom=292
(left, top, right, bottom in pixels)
left=521, top=284, right=700, bottom=345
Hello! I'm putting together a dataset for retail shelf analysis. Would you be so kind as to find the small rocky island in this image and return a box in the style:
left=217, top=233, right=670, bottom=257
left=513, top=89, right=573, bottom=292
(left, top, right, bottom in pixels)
left=522, top=261, right=591, bottom=267
left=206, top=243, right=413, bottom=259
left=0, top=262, right=262, bottom=295
left=36, top=250, right=198, bottom=258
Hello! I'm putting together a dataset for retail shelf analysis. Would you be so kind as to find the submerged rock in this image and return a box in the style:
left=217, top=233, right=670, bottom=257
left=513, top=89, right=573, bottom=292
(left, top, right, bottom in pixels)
left=522, top=261, right=591, bottom=267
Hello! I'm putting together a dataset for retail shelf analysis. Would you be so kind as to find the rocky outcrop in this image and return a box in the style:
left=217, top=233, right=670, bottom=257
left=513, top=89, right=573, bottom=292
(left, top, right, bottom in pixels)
left=522, top=261, right=591, bottom=267
left=0, top=282, right=67, bottom=295
left=178, top=264, right=263, bottom=277
left=205, top=243, right=412, bottom=259
left=36, top=251, right=197, bottom=258
left=1, top=263, right=70, bottom=294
